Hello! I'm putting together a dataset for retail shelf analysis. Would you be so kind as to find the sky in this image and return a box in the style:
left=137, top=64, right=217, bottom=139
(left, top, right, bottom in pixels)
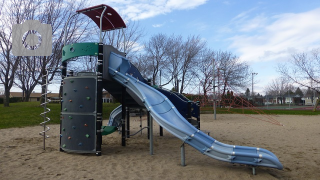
left=91, top=0, right=320, bottom=95
left=6, top=0, right=320, bottom=95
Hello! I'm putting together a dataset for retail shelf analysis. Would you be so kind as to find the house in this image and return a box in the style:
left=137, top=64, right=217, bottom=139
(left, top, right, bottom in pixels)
left=302, top=90, right=319, bottom=106
left=103, top=91, right=113, bottom=103
left=302, top=96, right=319, bottom=106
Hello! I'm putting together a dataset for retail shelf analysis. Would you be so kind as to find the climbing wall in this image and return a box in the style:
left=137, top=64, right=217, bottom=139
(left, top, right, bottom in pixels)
left=60, top=75, right=97, bottom=153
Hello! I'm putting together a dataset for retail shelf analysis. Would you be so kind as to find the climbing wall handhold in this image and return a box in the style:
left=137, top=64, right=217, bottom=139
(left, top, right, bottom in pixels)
left=69, top=100, right=72, bottom=102
left=73, top=89, right=77, bottom=92
left=64, top=93, right=67, bottom=96
left=85, top=86, right=89, bottom=89
left=79, top=105, right=83, bottom=108
left=60, top=134, right=63, bottom=137
left=72, top=126, right=76, bottom=129
left=68, top=136, right=71, bottom=140
left=64, top=108, right=67, bottom=111
left=62, top=144, right=66, bottom=148
left=86, top=97, right=91, bottom=100
left=68, top=116, right=72, bottom=119
left=70, top=80, right=74, bottom=83
left=78, top=143, right=83, bottom=146
left=84, top=124, right=88, bottom=127
left=85, top=134, right=90, bottom=138
left=62, top=128, right=65, bottom=131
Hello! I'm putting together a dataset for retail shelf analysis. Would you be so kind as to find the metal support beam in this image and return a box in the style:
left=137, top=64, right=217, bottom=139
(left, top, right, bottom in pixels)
left=147, top=111, right=150, bottom=139
left=126, top=107, right=130, bottom=138
left=121, top=87, right=126, bottom=146
left=96, top=42, right=104, bottom=156
left=148, top=112, right=153, bottom=155
left=181, top=143, right=185, bottom=166
left=159, top=126, right=163, bottom=136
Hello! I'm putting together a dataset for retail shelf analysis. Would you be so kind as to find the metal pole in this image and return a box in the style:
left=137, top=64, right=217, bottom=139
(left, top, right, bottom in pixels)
left=288, top=90, right=290, bottom=109
left=160, top=70, right=161, bottom=87
left=126, top=107, right=130, bottom=138
left=121, top=87, right=126, bottom=146
left=99, top=6, right=107, bottom=43
left=213, top=58, right=216, bottom=120
left=149, top=112, right=153, bottom=155
left=252, top=73, right=258, bottom=99
left=140, top=109, right=142, bottom=135
left=181, top=143, right=185, bottom=166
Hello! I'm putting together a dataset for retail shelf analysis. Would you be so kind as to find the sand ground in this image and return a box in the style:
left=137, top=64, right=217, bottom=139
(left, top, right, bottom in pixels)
left=0, top=114, right=320, bottom=180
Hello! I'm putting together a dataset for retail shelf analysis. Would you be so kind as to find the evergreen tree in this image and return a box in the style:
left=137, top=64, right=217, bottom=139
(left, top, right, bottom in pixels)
left=245, top=88, right=250, bottom=97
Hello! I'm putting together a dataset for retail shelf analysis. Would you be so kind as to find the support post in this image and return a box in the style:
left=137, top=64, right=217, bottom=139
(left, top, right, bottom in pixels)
left=196, top=101, right=200, bottom=130
left=126, top=107, right=130, bottom=138
left=159, top=126, right=163, bottom=136
left=148, top=112, right=153, bottom=155
left=252, top=167, right=256, bottom=175
left=121, top=87, right=126, bottom=146
left=147, top=111, right=150, bottom=139
left=96, top=42, right=104, bottom=156
left=187, top=101, right=191, bottom=118
left=60, top=61, right=67, bottom=152
left=140, top=109, right=142, bottom=135
left=181, top=143, right=185, bottom=166
left=213, top=58, right=216, bottom=120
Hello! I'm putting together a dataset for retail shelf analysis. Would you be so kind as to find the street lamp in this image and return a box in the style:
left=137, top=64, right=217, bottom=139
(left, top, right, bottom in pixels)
left=252, top=72, right=258, bottom=97
left=212, top=59, right=216, bottom=120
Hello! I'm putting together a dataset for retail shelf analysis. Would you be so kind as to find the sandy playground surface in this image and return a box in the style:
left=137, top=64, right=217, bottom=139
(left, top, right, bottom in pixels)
left=0, top=114, right=320, bottom=180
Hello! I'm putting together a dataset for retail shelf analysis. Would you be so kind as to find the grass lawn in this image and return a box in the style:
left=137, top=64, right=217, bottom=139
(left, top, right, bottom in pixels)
left=0, top=102, right=120, bottom=129
left=1, top=102, right=319, bottom=129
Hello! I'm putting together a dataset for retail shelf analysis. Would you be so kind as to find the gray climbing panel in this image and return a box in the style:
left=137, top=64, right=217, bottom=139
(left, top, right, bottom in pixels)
left=60, top=75, right=97, bottom=153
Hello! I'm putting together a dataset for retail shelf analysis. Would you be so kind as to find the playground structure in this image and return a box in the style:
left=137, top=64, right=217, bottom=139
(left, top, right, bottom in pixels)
left=59, top=4, right=283, bottom=172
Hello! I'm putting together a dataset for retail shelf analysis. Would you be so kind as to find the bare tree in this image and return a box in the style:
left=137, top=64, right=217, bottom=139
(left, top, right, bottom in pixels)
left=161, top=35, right=184, bottom=88
left=0, top=0, right=36, bottom=106
left=100, top=20, right=144, bottom=59
left=215, top=51, right=250, bottom=98
left=195, top=48, right=215, bottom=99
left=143, top=33, right=170, bottom=85
left=265, top=77, right=294, bottom=104
left=178, top=35, right=206, bottom=93
left=0, top=0, right=91, bottom=103
left=278, top=49, right=320, bottom=95
left=131, top=53, right=153, bottom=79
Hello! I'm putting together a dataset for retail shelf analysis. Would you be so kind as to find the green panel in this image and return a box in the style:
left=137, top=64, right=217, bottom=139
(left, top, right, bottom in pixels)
left=101, top=126, right=117, bottom=136
left=62, top=42, right=99, bottom=62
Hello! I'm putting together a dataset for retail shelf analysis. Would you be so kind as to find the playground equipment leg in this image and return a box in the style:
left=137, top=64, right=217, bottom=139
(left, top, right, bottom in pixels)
left=126, top=107, right=130, bottom=138
left=160, top=126, right=163, bottom=136
left=149, top=112, right=153, bottom=155
left=252, top=166, right=256, bottom=175
left=181, top=143, right=185, bottom=166
left=121, top=87, right=126, bottom=146
left=140, top=109, right=142, bottom=135
left=147, top=111, right=150, bottom=139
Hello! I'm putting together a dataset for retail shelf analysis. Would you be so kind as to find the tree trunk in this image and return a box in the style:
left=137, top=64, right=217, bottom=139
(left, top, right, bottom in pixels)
left=3, top=86, right=10, bottom=107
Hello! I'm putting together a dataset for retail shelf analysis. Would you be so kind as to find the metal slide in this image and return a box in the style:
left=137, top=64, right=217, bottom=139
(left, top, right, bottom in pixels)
left=107, top=52, right=283, bottom=169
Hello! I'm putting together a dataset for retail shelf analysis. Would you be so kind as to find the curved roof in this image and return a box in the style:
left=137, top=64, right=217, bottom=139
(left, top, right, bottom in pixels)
left=76, top=4, right=126, bottom=31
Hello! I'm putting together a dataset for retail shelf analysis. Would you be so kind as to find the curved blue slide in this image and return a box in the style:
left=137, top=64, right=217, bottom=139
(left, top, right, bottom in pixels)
left=107, top=52, right=283, bottom=169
